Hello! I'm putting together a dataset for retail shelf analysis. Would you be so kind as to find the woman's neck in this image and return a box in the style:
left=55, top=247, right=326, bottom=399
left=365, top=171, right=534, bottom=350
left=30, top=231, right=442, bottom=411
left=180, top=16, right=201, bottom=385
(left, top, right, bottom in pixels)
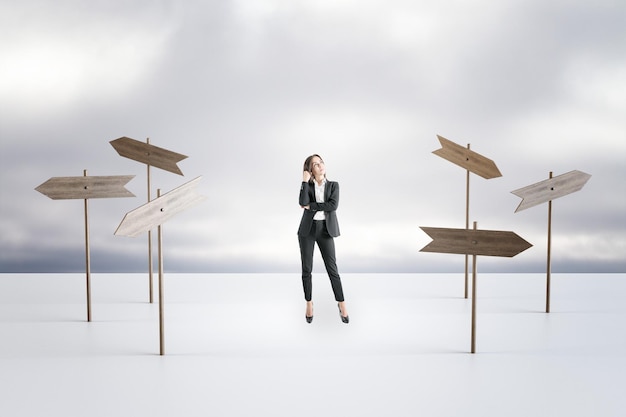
left=314, top=176, right=324, bottom=185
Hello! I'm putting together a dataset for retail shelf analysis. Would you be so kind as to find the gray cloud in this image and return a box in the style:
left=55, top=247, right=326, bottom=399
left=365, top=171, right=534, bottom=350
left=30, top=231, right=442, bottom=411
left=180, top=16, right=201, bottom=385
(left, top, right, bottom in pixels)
left=1, top=0, right=625, bottom=274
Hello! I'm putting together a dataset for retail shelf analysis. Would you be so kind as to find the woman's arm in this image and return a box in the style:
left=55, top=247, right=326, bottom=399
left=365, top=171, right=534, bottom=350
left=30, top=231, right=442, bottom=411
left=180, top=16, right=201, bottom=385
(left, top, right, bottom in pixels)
left=299, top=170, right=312, bottom=208
left=299, top=182, right=311, bottom=207
left=308, top=182, right=339, bottom=212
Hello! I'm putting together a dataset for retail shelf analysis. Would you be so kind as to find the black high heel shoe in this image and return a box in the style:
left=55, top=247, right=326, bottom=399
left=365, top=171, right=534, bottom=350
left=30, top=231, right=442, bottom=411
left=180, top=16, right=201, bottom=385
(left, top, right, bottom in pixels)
left=338, top=303, right=349, bottom=324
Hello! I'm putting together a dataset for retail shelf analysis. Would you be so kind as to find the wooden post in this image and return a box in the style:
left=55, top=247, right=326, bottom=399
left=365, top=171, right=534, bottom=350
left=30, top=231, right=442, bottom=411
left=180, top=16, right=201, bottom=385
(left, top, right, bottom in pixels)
left=464, top=143, right=470, bottom=299
left=157, top=189, right=165, bottom=355
left=419, top=223, right=532, bottom=354
left=546, top=171, right=553, bottom=313
left=83, top=169, right=92, bottom=322
left=470, top=221, right=477, bottom=353
left=109, top=135, right=189, bottom=305
left=432, top=136, right=502, bottom=299
left=147, top=138, right=154, bottom=304
left=36, top=172, right=135, bottom=322
left=511, top=169, right=591, bottom=312
left=114, top=177, right=205, bottom=355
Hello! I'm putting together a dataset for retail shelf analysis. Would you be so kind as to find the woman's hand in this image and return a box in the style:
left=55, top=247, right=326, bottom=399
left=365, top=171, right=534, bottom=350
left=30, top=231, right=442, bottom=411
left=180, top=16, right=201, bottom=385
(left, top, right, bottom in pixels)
left=302, top=170, right=311, bottom=182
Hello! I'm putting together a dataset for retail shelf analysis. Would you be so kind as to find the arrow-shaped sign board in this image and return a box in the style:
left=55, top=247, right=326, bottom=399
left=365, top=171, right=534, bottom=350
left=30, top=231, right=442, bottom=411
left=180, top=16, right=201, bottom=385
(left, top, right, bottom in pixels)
left=511, top=170, right=591, bottom=212
left=115, top=177, right=205, bottom=237
left=420, top=226, right=532, bottom=257
left=35, top=175, right=135, bottom=200
left=110, top=136, right=188, bottom=175
left=433, top=135, right=502, bottom=179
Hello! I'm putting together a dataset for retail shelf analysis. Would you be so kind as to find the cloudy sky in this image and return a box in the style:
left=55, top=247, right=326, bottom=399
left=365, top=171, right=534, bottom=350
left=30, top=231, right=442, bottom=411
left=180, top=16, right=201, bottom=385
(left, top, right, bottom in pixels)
left=1, top=0, right=624, bottom=274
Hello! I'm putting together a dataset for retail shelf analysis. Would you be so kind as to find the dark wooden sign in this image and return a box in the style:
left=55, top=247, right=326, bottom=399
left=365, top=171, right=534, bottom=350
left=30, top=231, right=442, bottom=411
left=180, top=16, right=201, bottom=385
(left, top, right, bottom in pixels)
left=432, top=134, right=503, bottom=298
left=420, top=226, right=532, bottom=257
left=433, top=135, right=502, bottom=179
left=110, top=136, right=187, bottom=175
left=420, top=222, right=532, bottom=353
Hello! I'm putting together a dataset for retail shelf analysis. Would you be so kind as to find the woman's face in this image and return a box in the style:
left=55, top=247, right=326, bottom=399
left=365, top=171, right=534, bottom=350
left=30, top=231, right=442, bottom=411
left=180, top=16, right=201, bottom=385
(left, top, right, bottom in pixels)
left=310, top=156, right=325, bottom=178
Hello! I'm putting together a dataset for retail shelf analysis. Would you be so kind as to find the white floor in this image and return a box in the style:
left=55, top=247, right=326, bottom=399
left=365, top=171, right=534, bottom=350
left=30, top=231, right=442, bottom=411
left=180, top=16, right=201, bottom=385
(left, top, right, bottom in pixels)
left=0, top=272, right=624, bottom=417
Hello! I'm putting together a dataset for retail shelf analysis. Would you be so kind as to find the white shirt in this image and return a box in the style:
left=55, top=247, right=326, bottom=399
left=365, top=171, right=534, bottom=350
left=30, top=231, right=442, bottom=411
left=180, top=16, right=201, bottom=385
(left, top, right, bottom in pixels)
left=313, top=178, right=327, bottom=221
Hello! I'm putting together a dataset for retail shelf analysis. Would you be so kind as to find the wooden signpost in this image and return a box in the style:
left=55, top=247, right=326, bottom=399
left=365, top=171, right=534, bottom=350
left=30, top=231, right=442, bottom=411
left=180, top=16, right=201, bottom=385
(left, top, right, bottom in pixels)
left=110, top=137, right=187, bottom=176
left=35, top=171, right=135, bottom=321
left=432, top=135, right=502, bottom=298
left=511, top=170, right=591, bottom=312
left=432, top=135, right=502, bottom=180
left=420, top=227, right=532, bottom=258
left=420, top=223, right=532, bottom=353
left=115, top=176, right=205, bottom=355
left=110, top=136, right=188, bottom=303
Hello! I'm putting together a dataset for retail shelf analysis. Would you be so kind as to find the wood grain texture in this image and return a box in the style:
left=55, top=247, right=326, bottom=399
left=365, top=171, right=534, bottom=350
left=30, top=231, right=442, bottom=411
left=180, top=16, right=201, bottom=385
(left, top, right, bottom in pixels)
left=433, top=135, right=502, bottom=179
left=115, top=176, right=205, bottom=237
left=35, top=175, right=135, bottom=200
left=511, top=170, right=591, bottom=212
left=420, top=226, right=532, bottom=257
left=110, top=136, right=187, bottom=175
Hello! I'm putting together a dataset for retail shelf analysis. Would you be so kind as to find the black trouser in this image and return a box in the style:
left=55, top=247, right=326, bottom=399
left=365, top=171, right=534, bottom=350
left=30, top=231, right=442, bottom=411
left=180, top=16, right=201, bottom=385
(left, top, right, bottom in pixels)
left=298, top=220, right=345, bottom=302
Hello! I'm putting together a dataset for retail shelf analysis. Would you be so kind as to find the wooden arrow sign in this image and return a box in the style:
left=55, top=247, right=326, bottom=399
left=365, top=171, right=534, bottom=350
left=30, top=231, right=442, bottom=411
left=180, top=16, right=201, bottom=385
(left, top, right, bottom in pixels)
left=35, top=175, right=135, bottom=200
left=111, top=137, right=188, bottom=303
left=421, top=222, right=532, bottom=353
left=512, top=170, right=591, bottom=313
left=115, top=176, right=205, bottom=237
left=432, top=135, right=502, bottom=298
left=433, top=135, right=502, bottom=179
left=115, top=177, right=205, bottom=355
left=35, top=170, right=135, bottom=322
left=110, top=136, right=188, bottom=175
left=420, top=226, right=532, bottom=257
left=511, top=170, right=591, bottom=212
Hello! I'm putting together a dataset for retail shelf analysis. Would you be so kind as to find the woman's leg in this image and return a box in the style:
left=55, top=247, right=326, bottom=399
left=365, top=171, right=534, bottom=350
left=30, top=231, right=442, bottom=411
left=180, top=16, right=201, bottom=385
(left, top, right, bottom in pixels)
left=315, top=225, right=345, bottom=302
left=317, top=232, right=349, bottom=320
left=298, top=234, right=315, bottom=302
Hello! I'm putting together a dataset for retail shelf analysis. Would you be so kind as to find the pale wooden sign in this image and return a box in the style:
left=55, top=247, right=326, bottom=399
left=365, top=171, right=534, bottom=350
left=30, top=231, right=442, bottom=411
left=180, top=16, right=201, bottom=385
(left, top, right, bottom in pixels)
left=115, top=176, right=205, bottom=237
left=420, top=226, right=532, bottom=257
left=433, top=135, right=502, bottom=179
left=36, top=175, right=135, bottom=200
left=114, top=177, right=205, bottom=355
left=512, top=169, right=591, bottom=313
left=511, top=170, right=591, bottom=212
left=110, top=136, right=187, bottom=175
left=35, top=170, right=135, bottom=322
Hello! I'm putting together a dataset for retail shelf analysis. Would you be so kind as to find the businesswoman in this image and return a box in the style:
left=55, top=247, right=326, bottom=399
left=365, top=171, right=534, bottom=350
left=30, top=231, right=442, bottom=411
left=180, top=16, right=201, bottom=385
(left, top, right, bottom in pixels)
left=298, top=154, right=349, bottom=324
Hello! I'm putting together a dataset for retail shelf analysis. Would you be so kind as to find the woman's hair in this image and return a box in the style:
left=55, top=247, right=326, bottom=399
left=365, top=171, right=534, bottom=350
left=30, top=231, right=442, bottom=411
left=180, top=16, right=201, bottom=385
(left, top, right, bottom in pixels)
left=303, top=154, right=324, bottom=182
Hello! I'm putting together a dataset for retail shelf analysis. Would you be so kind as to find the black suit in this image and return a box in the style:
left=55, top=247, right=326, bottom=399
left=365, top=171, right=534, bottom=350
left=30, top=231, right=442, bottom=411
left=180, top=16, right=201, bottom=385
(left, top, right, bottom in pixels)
left=297, top=180, right=345, bottom=302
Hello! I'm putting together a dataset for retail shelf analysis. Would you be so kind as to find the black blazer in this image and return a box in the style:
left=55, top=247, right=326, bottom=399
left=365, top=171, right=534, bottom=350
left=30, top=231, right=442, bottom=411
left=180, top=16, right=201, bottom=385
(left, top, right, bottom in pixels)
left=297, top=180, right=340, bottom=237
